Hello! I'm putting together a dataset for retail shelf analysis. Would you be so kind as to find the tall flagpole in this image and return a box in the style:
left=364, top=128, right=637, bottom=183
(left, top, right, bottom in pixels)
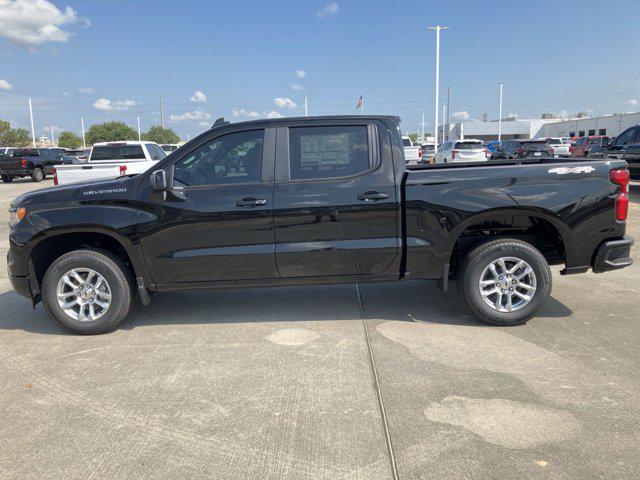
left=428, top=25, right=450, bottom=154
left=28, top=98, right=36, bottom=147
left=81, top=117, right=86, bottom=149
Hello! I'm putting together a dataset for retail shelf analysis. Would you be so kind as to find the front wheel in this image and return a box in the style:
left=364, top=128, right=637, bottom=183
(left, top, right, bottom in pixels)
left=457, top=239, right=552, bottom=326
left=42, top=250, right=133, bottom=334
left=1, top=175, right=13, bottom=183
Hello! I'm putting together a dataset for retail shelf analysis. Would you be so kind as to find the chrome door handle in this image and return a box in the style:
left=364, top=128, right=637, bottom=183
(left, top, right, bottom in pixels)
left=235, top=198, right=267, bottom=208
left=357, top=191, right=389, bottom=202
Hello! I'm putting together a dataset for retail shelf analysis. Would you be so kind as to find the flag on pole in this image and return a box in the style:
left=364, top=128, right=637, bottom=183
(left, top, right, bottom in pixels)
left=356, top=94, right=363, bottom=110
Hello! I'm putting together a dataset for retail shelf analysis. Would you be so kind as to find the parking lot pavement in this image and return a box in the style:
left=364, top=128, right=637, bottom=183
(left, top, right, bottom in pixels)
left=1, top=179, right=639, bottom=479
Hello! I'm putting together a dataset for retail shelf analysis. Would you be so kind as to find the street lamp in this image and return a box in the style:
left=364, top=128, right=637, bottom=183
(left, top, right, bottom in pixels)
left=498, top=81, right=504, bottom=142
left=428, top=25, right=450, bottom=154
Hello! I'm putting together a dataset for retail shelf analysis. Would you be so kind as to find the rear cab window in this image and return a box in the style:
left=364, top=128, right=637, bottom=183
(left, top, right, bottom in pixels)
left=12, top=149, right=40, bottom=157
left=402, top=138, right=412, bottom=147
left=289, top=125, right=370, bottom=180
left=91, top=145, right=146, bottom=161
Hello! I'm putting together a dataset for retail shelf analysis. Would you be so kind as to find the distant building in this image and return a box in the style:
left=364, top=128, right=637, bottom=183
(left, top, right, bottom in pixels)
left=536, top=112, right=640, bottom=139
left=446, top=117, right=561, bottom=141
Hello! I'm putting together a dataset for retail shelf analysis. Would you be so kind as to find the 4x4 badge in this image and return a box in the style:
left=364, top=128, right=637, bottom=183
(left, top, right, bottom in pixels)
left=548, top=166, right=595, bottom=175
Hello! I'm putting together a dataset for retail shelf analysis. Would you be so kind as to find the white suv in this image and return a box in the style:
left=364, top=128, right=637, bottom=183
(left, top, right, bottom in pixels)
left=434, top=139, right=488, bottom=163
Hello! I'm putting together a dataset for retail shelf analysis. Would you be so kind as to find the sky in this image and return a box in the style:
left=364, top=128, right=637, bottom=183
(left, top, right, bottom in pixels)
left=1, top=0, right=640, bottom=140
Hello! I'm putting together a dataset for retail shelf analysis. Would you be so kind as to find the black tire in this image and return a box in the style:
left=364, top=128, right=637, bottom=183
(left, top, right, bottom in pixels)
left=42, top=249, right=133, bottom=334
left=31, top=167, right=44, bottom=182
left=1, top=175, right=13, bottom=183
left=457, top=239, right=552, bottom=326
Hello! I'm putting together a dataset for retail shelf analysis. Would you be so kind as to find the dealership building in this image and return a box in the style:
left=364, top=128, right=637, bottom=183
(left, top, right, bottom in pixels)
left=446, top=112, right=640, bottom=141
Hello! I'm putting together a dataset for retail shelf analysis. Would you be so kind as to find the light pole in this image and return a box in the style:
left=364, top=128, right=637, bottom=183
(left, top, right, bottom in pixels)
left=428, top=25, right=449, bottom=154
left=28, top=98, right=36, bottom=148
left=304, top=96, right=308, bottom=117
left=81, top=117, right=86, bottom=149
left=498, top=81, right=504, bottom=142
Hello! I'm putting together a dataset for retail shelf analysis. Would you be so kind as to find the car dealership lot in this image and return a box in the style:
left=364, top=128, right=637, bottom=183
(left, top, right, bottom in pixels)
left=1, top=178, right=639, bottom=479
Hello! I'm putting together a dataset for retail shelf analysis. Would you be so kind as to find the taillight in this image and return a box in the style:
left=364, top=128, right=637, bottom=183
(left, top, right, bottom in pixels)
left=119, top=165, right=127, bottom=175
left=452, top=149, right=458, bottom=160
left=418, top=147, right=422, bottom=158
left=569, top=145, right=574, bottom=153
left=547, top=147, right=554, bottom=156
left=515, top=147, right=525, bottom=155
left=484, top=148, right=489, bottom=159
left=610, top=168, right=630, bottom=221
left=53, top=168, right=58, bottom=185
left=20, top=159, right=27, bottom=168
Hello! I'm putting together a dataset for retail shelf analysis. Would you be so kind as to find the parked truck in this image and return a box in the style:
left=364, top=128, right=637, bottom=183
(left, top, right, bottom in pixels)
left=53, top=141, right=166, bottom=185
left=8, top=115, right=633, bottom=334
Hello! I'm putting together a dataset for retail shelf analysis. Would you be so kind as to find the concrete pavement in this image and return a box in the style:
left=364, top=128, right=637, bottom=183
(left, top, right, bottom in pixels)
left=0, top=178, right=638, bottom=479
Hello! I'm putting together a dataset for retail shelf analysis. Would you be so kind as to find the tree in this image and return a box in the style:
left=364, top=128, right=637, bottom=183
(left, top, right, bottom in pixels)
left=57, top=131, right=82, bottom=149
left=0, top=120, right=31, bottom=147
left=408, top=133, right=418, bottom=143
left=142, top=125, right=180, bottom=144
left=85, top=121, right=138, bottom=145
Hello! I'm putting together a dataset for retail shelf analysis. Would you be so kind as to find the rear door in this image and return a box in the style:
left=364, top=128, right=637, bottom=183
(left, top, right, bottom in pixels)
left=138, top=126, right=279, bottom=285
left=273, top=120, right=400, bottom=279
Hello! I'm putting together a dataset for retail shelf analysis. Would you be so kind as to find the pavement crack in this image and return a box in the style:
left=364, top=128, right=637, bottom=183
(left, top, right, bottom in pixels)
left=355, top=283, right=399, bottom=480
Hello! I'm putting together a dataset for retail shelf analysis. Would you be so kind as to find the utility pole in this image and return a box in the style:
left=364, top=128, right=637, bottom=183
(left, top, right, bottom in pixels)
left=421, top=113, right=426, bottom=141
left=160, top=95, right=164, bottom=129
left=28, top=98, right=36, bottom=147
left=50, top=125, right=55, bottom=147
left=137, top=116, right=141, bottom=141
left=304, top=96, right=308, bottom=117
left=498, top=81, right=504, bottom=142
left=81, top=117, right=86, bottom=149
left=428, top=25, right=450, bottom=153
left=442, top=103, right=446, bottom=144
left=446, top=88, right=451, bottom=141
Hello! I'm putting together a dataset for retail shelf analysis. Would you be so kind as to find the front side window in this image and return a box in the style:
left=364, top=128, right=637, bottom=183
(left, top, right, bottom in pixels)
left=614, top=127, right=637, bottom=146
left=289, top=125, right=369, bottom=180
left=174, top=130, right=263, bottom=186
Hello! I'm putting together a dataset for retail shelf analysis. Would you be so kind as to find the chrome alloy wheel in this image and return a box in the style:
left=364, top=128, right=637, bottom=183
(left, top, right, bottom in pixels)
left=478, top=257, right=537, bottom=313
left=56, top=268, right=112, bottom=322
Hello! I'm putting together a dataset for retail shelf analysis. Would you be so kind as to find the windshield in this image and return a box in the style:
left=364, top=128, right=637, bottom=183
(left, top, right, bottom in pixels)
left=91, top=145, right=145, bottom=160
left=455, top=142, right=483, bottom=150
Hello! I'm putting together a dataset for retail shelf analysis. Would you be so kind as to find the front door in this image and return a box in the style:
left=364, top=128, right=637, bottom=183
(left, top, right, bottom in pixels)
left=273, top=121, right=400, bottom=279
left=138, top=127, right=278, bottom=286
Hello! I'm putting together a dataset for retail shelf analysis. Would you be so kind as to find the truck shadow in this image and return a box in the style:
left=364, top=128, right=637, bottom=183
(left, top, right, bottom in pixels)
left=0, top=280, right=573, bottom=335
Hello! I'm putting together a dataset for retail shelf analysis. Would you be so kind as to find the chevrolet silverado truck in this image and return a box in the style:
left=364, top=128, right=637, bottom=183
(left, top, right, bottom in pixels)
left=7, top=115, right=634, bottom=334
left=0, top=148, right=69, bottom=183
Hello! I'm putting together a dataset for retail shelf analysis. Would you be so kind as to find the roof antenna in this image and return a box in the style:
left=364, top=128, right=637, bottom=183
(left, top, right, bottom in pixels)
left=212, top=117, right=229, bottom=128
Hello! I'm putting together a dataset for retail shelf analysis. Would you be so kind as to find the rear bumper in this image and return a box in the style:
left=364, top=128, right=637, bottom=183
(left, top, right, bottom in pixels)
left=0, top=168, right=30, bottom=176
left=592, top=236, right=634, bottom=273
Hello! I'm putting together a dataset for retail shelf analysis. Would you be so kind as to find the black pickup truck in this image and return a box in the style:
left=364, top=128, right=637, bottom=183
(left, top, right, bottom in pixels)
left=7, top=116, right=634, bottom=334
left=0, top=148, right=68, bottom=183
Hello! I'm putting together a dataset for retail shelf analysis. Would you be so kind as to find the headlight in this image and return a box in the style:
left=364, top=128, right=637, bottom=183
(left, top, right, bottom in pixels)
left=9, top=207, right=26, bottom=228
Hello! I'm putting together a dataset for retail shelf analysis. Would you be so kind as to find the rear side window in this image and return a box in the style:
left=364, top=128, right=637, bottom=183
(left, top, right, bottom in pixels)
left=92, top=145, right=146, bottom=160
left=454, top=142, right=483, bottom=150
left=289, top=125, right=370, bottom=180
left=12, top=149, right=39, bottom=157
left=614, top=127, right=637, bottom=146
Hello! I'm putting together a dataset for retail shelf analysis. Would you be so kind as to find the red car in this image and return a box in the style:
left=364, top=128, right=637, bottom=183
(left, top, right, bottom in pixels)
left=570, top=136, right=611, bottom=157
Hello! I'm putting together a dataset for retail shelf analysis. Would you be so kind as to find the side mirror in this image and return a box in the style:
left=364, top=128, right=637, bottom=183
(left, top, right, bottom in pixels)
left=150, top=169, right=167, bottom=191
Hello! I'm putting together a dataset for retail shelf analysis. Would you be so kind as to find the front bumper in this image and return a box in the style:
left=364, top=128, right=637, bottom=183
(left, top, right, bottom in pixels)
left=592, top=236, right=634, bottom=273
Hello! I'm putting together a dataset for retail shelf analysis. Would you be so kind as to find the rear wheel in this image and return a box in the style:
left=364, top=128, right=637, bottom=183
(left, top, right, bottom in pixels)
left=457, top=239, right=552, bottom=326
left=42, top=250, right=133, bottom=334
left=1, top=175, right=13, bottom=183
left=31, top=167, right=44, bottom=182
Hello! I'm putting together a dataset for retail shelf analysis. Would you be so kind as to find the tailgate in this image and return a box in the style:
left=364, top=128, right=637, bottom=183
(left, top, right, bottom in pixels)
left=0, top=157, right=22, bottom=169
left=455, top=149, right=486, bottom=162
left=56, top=164, right=122, bottom=185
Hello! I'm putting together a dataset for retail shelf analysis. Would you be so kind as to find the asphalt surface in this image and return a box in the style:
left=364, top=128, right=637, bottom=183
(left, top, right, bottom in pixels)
left=1, top=177, right=639, bottom=479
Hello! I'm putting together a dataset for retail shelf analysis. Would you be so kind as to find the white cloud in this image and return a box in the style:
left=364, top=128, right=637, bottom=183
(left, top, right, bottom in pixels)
left=453, top=111, right=470, bottom=121
left=78, top=87, right=94, bottom=94
left=316, top=1, right=339, bottom=18
left=274, top=97, right=297, bottom=109
left=232, top=108, right=284, bottom=119
left=93, top=98, right=136, bottom=111
left=290, top=84, right=306, bottom=91
left=0, top=79, right=13, bottom=90
left=0, top=0, right=88, bottom=46
left=295, top=69, right=307, bottom=79
left=198, top=121, right=211, bottom=127
left=626, top=98, right=638, bottom=106
left=169, top=109, right=211, bottom=122
left=190, top=90, right=207, bottom=103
